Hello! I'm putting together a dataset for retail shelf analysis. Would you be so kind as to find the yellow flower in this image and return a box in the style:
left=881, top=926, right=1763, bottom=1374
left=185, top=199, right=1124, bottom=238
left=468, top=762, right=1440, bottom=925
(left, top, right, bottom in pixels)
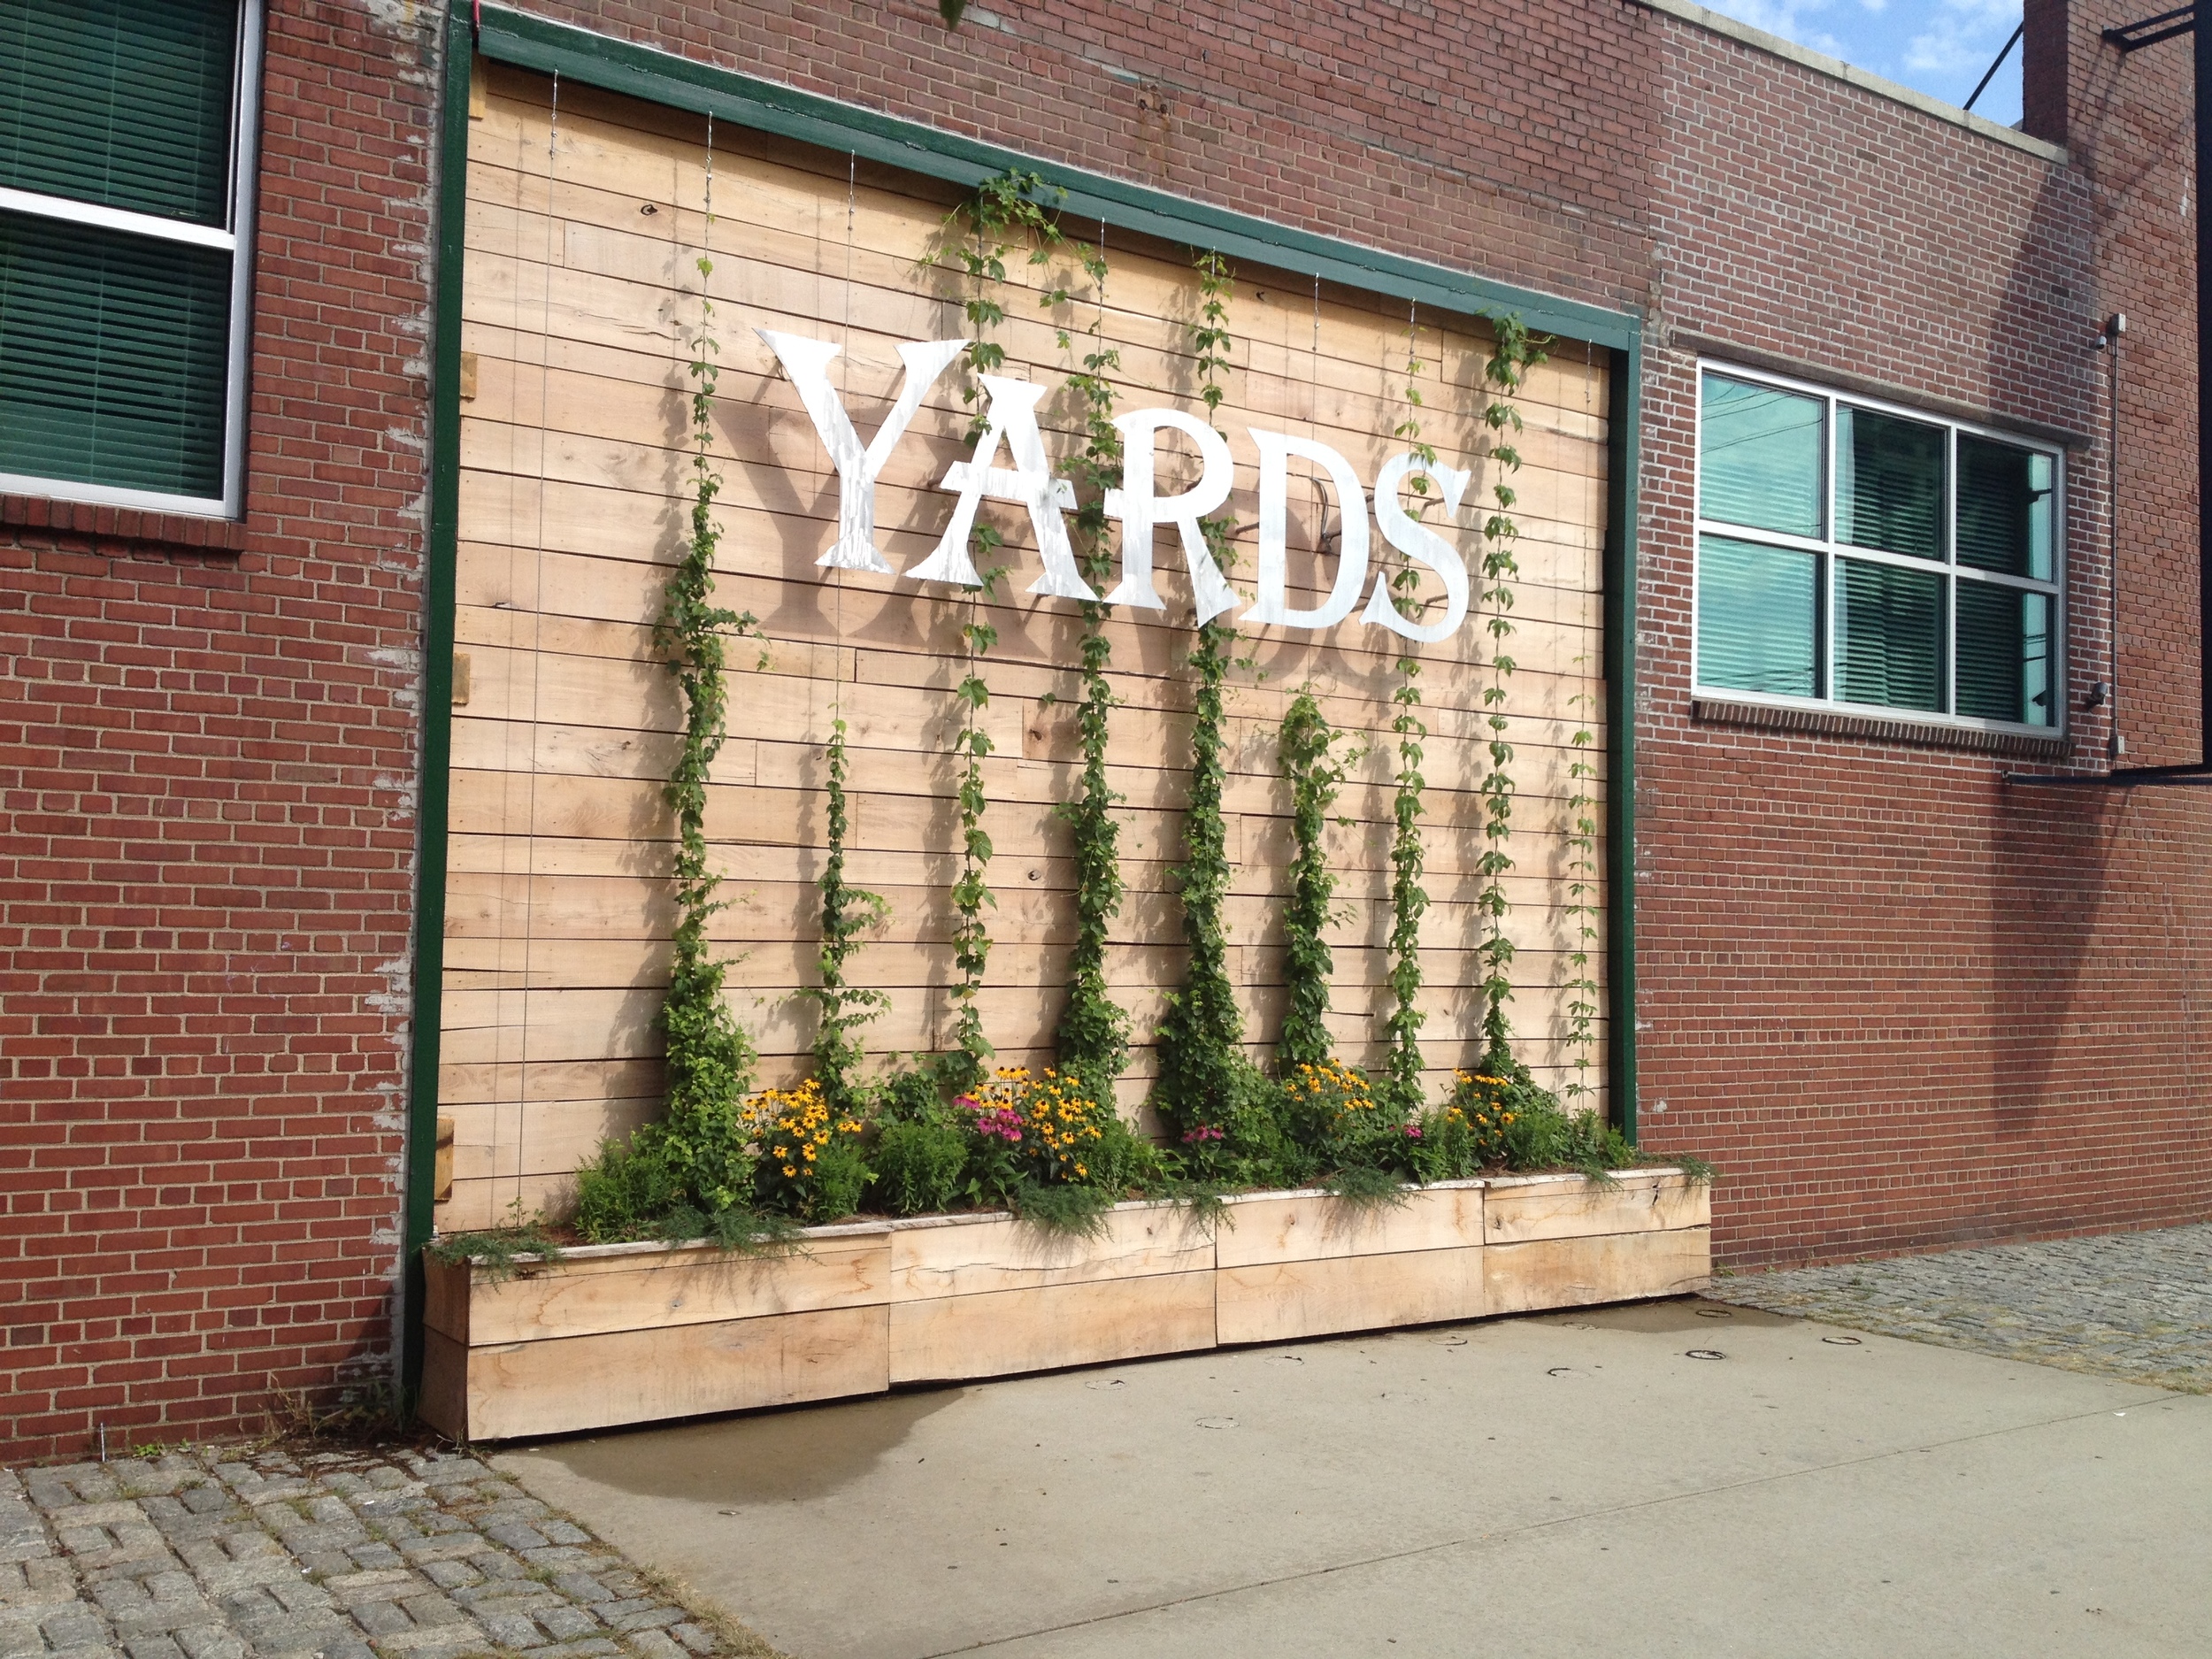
left=782, top=1165, right=797, bottom=1178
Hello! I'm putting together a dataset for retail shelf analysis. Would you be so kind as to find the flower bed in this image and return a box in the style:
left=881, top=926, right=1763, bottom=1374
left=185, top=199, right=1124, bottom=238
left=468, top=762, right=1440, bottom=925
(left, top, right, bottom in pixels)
left=419, top=1169, right=1709, bottom=1441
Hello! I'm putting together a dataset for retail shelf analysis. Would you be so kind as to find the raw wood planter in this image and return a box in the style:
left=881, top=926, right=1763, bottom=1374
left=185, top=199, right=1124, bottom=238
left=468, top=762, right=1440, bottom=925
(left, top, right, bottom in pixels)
left=419, top=1171, right=1709, bottom=1441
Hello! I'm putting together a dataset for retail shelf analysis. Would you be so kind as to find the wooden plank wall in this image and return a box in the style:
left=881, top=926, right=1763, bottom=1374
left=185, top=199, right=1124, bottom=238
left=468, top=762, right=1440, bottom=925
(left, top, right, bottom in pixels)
left=438, top=68, right=1612, bottom=1230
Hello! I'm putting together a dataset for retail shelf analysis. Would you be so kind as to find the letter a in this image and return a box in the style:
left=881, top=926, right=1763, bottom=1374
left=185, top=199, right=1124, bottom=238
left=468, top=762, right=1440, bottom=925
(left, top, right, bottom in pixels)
left=758, top=328, right=968, bottom=573
left=908, top=375, right=1094, bottom=599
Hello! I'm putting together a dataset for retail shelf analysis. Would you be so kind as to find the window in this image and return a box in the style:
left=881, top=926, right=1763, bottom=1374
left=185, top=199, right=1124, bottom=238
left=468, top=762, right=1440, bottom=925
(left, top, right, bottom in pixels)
left=0, top=0, right=260, bottom=516
left=1694, top=366, right=2061, bottom=731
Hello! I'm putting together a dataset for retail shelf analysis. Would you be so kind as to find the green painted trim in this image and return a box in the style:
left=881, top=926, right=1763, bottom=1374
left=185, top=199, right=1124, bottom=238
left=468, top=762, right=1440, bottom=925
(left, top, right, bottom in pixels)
left=472, top=4, right=1638, bottom=350
left=1604, top=341, right=1640, bottom=1143
left=399, top=11, right=473, bottom=1409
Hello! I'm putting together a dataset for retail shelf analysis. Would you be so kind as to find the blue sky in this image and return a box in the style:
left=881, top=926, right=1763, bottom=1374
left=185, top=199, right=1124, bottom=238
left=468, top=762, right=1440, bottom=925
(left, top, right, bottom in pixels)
left=1699, top=0, right=2027, bottom=126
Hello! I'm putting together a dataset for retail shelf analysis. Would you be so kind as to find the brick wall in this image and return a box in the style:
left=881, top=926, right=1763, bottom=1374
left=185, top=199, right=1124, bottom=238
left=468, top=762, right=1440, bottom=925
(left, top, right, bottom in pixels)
left=1630, top=1, right=2212, bottom=1265
left=0, top=0, right=447, bottom=1462
left=4, top=0, right=2204, bottom=1458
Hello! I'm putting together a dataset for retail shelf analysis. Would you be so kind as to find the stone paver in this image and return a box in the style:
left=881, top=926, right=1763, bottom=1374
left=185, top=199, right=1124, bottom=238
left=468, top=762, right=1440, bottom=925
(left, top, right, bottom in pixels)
left=1710, top=1220, right=2212, bottom=1392
left=0, top=1450, right=782, bottom=1659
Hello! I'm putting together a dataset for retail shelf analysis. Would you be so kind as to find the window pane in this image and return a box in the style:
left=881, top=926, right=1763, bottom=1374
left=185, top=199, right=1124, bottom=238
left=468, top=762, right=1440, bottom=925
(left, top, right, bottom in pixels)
left=0, top=210, right=231, bottom=499
left=1698, top=534, right=1820, bottom=697
left=1957, top=584, right=2055, bottom=726
left=1700, top=373, right=1824, bottom=538
left=1838, top=405, right=1944, bottom=561
left=0, top=0, right=238, bottom=226
left=1957, top=436, right=2055, bottom=580
left=1837, top=559, right=1945, bottom=712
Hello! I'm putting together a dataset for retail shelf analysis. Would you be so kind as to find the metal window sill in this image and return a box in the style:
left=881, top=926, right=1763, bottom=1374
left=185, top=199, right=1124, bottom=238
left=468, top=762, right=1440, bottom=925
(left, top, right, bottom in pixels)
left=1690, top=695, right=2070, bottom=757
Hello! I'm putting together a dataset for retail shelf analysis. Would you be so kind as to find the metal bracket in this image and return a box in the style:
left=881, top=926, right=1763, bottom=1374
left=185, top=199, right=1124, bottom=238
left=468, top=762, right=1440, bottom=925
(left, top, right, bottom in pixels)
left=2104, top=5, right=2196, bottom=51
left=2004, top=762, right=2212, bottom=787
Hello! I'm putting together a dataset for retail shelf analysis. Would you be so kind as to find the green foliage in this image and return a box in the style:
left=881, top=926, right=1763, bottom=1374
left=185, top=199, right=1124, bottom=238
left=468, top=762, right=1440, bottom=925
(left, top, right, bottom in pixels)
left=1008, top=1179, right=1115, bottom=1240
left=752, top=1078, right=872, bottom=1222
left=1155, top=248, right=1248, bottom=1134
left=1380, top=308, right=1440, bottom=1110
left=577, top=234, right=773, bottom=1243
left=574, top=1133, right=685, bottom=1243
left=1275, top=692, right=1351, bottom=1071
left=809, top=717, right=889, bottom=1117
left=1563, top=680, right=1601, bottom=1106
left=873, top=1065, right=950, bottom=1126
left=653, top=1203, right=804, bottom=1255
left=426, top=1222, right=565, bottom=1285
left=933, top=171, right=1073, bottom=1090
left=1322, top=1163, right=1415, bottom=1211
left=1279, top=1058, right=1423, bottom=1174
left=1051, top=230, right=1130, bottom=1105
left=874, top=1120, right=970, bottom=1217
left=1474, top=313, right=1548, bottom=1056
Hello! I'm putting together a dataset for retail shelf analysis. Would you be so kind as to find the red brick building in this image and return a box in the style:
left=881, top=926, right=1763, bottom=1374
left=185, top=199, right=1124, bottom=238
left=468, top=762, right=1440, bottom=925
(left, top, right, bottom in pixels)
left=2, top=0, right=2202, bottom=1458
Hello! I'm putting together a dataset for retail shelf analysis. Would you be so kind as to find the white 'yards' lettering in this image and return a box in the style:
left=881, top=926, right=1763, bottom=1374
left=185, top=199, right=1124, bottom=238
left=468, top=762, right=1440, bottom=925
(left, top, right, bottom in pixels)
left=761, top=329, right=1477, bottom=639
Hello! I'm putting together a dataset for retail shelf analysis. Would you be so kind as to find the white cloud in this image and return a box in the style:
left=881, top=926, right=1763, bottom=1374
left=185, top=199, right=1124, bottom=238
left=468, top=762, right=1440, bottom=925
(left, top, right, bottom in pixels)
left=1903, top=0, right=2023, bottom=77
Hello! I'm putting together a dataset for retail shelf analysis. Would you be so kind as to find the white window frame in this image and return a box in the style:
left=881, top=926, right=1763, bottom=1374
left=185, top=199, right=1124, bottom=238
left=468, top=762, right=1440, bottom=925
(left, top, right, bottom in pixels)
left=1691, top=358, right=2067, bottom=738
left=0, top=0, right=263, bottom=519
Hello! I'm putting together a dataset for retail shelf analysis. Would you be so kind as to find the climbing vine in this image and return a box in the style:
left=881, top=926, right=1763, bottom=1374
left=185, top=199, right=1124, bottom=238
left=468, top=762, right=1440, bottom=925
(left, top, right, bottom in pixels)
left=1275, top=690, right=1351, bottom=1072
left=1562, top=680, right=1601, bottom=1105
left=938, top=171, right=1066, bottom=1088
left=1475, top=315, right=1547, bottom=1060
left=809, top=716, right=888, bottom=1116
left=1050, top=232, right=1132, bottom=1105
left=656, top=242, right=767, bottom=1213
left=1379, top=310, right=1439, bottom=1109
left=1154, top=249, right=1248, bottom=1129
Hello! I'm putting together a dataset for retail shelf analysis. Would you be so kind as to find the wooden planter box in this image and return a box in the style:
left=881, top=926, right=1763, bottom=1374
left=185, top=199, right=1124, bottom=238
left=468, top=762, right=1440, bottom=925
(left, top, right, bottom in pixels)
left=419, top=1171, right=1709, bottom=1441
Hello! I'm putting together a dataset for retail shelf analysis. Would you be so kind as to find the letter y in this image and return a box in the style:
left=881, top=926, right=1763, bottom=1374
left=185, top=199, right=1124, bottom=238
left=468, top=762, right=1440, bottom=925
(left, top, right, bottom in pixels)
left=759, top=329, right=968, bottom=572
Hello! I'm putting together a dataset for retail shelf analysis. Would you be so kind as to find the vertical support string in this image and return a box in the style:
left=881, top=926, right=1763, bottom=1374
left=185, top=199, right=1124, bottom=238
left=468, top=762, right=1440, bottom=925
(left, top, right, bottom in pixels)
left=507, top=67, right=560, bottom=1221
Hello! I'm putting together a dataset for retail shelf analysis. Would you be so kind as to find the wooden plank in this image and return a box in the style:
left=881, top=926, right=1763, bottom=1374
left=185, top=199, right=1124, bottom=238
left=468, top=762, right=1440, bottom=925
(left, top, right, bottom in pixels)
left=887, top=1270, right=1217, bottom=1382
left=1214, top=1184, right=1483, bottom=1269
left=445, top=73, right=1613, bottom=1148
left=1216, top=1246, right=1486, bottom=1345
left=419, top=1329, right=473, bottom=1440
left=464, top=1303, right=891, bottom=1440
left=1482, top=1172, right=1712, bottom=1244
left=1483, top=1228, right=1713, bottom=1317
left=888, top=1205, right=1213, bottom=1300
left=421, top=1256, right=472, bottom=1345
left=465, top=1232, right=890, bottom=1344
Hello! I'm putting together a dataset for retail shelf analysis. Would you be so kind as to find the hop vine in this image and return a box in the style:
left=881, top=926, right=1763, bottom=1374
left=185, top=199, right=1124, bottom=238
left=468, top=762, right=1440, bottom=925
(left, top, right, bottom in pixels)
left=1154, top=249, right=1248, bottom=1129
left=1562, top=677, right=1601, bottom=1105
left=1379, top=308, right=1439, bottom=1109
left=1049, top=232, right=1131, bottom=1106
left=656, top=242, right=768, bottom=1212
left=1275, top=690, right=1351, bottom=1071
left=936, top=170, right=1066, bottom=1088
left=1475, top=315, right=1547, bottom=1062
left=809, top=715, right=888, bottom=1117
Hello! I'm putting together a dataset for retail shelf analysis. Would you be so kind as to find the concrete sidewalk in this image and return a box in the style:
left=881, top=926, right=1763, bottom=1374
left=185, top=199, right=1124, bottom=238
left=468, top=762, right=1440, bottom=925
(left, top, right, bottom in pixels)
left=499, top=1298, right=2211, bottom=1659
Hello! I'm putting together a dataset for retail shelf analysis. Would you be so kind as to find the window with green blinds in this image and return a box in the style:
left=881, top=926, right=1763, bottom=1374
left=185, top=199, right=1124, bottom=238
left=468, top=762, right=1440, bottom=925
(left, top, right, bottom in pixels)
left=1694, top=369, right=2061, bottom=731
left=0, top=0, right=250, bottom=511
left=1699, top=373, right=1824, bottom=538
left=1698, top=535, right=1819, bottom=698
left=0, top=0, right=239, bottom=225
left=0, top=212, right=232, bottom=498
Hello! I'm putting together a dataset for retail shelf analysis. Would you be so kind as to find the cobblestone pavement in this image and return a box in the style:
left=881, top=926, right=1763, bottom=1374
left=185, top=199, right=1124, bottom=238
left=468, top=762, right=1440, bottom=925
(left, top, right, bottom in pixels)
left=1709, top=1222, right=2212, bottom=1394
left=0, top=1447, right=782, bottom=1659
